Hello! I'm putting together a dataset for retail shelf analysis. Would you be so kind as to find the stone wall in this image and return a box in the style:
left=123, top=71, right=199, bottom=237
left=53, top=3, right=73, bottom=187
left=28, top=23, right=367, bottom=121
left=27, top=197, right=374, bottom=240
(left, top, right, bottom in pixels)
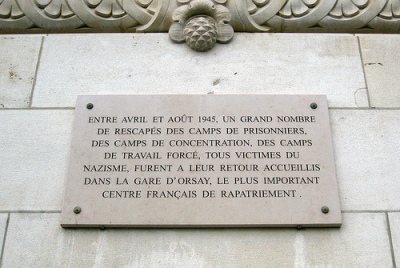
left=0, top=33, right=399, bottom=267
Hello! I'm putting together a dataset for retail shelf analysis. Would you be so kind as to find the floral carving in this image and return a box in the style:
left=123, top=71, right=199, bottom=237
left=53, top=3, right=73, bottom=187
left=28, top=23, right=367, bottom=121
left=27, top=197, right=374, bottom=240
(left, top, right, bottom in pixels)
left=16, top=0, right=83, bottom=30
left=329, top=0, right=368, bottom=18
left=265, top=0, right=336, bottom=32
left=169, top=0, right=234, bottom=51
left=252, top=0, right=269, bottom=7
left=0, top=0, right=24, bottom=19
left=318, top=0, right=386, bottom=31
left=34, top=0, right=74, bottom=19
left=247, top=0, right=269, bottom=14
left=279, top=0, right=319, bottom=18
left=368, top=0, right=400, bottom=31
left=177, top=0, right=227, bottom=3
left=1, top=0, right=400, bottom=34
left=379, top=0, right=400, bottom=19
left=84, top=0, right=126, bottom=18
left=116, top=0, right=166, bottom=31
left=134, top=0, right=159, bottom=14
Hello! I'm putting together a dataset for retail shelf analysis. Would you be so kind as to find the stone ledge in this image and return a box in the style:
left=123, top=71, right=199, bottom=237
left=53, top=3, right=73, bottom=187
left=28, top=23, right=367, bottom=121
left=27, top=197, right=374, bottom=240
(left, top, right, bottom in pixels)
left=1, top=213, right=393, bottom=267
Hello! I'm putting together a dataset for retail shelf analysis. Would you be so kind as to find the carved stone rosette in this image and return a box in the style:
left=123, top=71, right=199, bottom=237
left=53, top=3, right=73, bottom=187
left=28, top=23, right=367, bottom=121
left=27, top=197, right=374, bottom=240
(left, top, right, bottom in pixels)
left=168, top=0, right=233, bottom=51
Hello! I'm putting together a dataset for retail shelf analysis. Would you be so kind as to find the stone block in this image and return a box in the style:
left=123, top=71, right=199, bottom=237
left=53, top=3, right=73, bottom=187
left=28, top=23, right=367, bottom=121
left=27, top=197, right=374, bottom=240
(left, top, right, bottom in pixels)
left=360, top=35, right=400, bottom=108
left=0, top=36, right=42, bottom=108
left=32, top=33, right=367, bottom=108
left=0, top=110, right=73, bottom=211
left=1, top=213, right=392, bottom=267
left=389, top=213, right=400, bottom=267
left=331, top=109, right=400, bottom=211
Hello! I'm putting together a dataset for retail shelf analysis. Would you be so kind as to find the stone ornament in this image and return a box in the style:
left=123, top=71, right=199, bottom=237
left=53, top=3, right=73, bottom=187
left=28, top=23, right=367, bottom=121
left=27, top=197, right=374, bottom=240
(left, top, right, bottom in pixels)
left=1, top=0, right=400, bottom=49
left=183, top=16, right=218, bottom=52
left=169, top=0, right=234, bottom=51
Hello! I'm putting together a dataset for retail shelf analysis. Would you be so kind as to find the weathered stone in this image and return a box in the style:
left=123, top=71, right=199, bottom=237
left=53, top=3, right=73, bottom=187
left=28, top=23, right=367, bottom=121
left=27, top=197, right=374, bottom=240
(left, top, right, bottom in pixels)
left=360, top=35, right=400, bottom=108
left=0, top=110, right=73, bottom=211
left=32, top=33, right=366, bottom=108
left=331, top=109, right=400, bottom=210
left=0, top=36, right=42, bottom=108
left=1, top=213, right=393, bottom=267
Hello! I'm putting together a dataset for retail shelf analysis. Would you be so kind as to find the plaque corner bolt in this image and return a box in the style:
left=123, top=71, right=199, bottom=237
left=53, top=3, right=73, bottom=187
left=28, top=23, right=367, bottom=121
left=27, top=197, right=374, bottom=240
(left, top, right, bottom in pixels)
left=73, top=206, right=81, bottom=214
left=321, top=206, right=329, bottom=214
left=86, top=103, right=94, bottom=110
left=310, top=103, right=318, bottom=109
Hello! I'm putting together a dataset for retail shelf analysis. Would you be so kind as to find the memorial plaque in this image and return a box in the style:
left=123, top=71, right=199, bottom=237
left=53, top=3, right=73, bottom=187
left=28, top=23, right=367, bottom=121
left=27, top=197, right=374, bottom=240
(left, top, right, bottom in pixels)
left=61, top=95, right=342, bottom=228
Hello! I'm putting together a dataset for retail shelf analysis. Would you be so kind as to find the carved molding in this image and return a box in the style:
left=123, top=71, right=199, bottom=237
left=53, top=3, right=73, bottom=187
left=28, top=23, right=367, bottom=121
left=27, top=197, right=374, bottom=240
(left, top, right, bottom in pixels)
left=1, top=0, right=400, bottom=33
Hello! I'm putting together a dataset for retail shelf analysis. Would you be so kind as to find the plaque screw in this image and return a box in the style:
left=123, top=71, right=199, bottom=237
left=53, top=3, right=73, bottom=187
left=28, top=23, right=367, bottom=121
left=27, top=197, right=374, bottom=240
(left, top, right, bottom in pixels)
left=86, top=103, right=94, bottom=110
left=310, top=103, right=318, bottom=109
left=321, top=206, right=329, bottom=214
left=73, top=206, right=81, bottom=214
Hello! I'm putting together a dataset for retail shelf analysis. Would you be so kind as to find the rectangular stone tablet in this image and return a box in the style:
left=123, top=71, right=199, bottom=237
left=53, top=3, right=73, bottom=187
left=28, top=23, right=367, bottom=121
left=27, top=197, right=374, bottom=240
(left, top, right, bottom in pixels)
left=61, top=95, right=342, bottom=228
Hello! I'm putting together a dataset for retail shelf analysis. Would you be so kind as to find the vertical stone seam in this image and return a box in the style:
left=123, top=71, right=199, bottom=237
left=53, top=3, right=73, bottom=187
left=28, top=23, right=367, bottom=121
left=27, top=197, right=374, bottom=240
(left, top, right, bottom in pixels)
left=356, top=36, right=372, bottom=108
left=29, top=36, right=45, bottom=109
left=0, top=213, right=10, bottom=268
left=386, top=212, right=397, bottom=268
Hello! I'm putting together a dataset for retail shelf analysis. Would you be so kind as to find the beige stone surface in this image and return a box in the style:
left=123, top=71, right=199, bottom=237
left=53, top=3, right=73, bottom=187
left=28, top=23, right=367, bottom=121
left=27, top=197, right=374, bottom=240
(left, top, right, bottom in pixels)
left=32, top=33, right=367, bottom=108
left=360, top=35, right=400, bottom=108
left=389, top=213, right=400, bottom=267
left=0, top=36, right=42, bottom=108
left=0, top=110, right=73, bottom=211
left=2, top=213, right=393, bottom=267
left=0, top=213, right=7, bottom=259
left=331, top=109, right=400, bottom=211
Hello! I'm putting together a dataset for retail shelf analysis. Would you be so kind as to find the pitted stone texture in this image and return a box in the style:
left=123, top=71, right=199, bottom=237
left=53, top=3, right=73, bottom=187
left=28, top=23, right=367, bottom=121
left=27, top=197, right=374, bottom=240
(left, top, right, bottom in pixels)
left=0, top=36, right=42, bottom=108
left=2, top=213, right=392, bottom=267
left=32, top=33, right=367, bottom=108
left=389, top=213, right=400, bottom=267
left=0, top=214, right=7, bottom=259
left=0, top=110, right=73, bottom=211
left=360, top=35, right=400, bottom=108
left=331, top=109, right=400, bottom=211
